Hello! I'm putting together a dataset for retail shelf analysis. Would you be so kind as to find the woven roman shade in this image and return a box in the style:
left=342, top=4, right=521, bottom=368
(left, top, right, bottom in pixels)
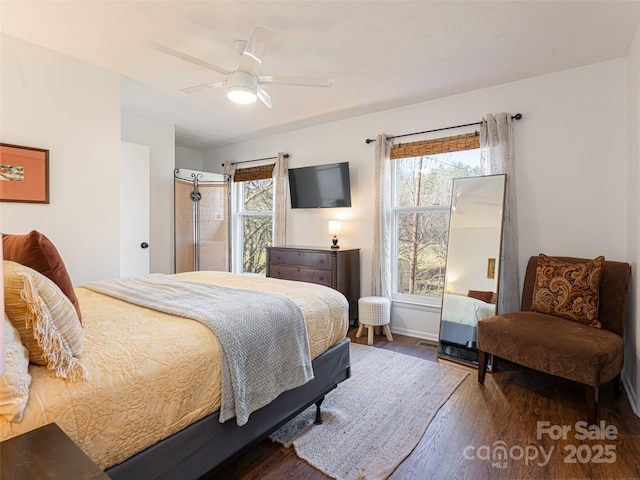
left=233, top=164, right=275, bottom=182
left=390, top=132, right=479, bottom=159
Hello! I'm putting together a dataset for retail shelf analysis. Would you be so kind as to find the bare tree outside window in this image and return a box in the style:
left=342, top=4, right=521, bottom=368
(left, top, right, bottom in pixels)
left=240, top=178, right=273, bottom=274
left=394, top=150, right=481, bottom=298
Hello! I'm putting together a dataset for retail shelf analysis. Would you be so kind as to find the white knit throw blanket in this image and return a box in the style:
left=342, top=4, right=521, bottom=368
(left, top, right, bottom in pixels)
left=82, top=274, right=314, bottom=426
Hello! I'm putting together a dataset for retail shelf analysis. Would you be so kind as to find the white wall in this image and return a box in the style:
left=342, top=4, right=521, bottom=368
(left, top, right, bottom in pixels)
left=176, top=146, right=204, bottom=171
left=0, top=36, right=177, bottom=281
left=121, top=111, right=175, bottom=275
left=0, top=34, right=121, bottom=284
left=624, top=23, right=640, bottom=416
left=204, top=59, right=629, bottom=342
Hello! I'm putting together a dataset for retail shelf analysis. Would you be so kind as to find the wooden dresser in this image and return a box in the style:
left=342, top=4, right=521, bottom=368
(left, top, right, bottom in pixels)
left=266, top=246, right=360, bottom=324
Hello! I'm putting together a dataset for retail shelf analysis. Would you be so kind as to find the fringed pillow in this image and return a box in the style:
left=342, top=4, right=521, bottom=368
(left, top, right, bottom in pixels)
left=3, top=261, right=87, bottom=381
left=530, top=254, right=604, bottom=328
left=0, top=313, right=32, bottom=422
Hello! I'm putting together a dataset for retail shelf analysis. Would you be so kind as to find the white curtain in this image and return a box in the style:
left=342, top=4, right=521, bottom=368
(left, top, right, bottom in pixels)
left=273, top=152, right=288, bottom=246
left=223, top=161, right=236, bottom=182
left=371, top=134, right=393, bottom=300
left=480, top=113, right=519, bottom=314
left=223, top=161, right=237, bottom=271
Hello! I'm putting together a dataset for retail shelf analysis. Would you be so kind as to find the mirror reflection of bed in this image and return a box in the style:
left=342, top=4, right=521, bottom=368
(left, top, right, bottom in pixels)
left=438, top=174, right=506, bottom=367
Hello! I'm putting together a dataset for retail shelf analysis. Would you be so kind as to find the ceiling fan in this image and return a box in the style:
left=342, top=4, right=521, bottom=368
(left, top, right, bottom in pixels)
left=144, top=26, right=334, bottom=109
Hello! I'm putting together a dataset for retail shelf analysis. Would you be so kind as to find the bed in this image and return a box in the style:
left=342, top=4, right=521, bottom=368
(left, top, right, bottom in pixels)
left=439, top=292, right=496, bottom=349
left=1, top=257, right=351, bottom=479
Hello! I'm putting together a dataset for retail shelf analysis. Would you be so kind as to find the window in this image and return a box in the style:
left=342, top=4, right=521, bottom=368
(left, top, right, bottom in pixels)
left=391, top=133, right=481, bottom=305
left=232, top=164, right=274, bottom=275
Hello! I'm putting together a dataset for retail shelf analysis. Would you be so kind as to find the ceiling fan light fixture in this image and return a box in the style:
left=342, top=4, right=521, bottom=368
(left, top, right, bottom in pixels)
left=226, top=71, right=258, bottom=105
left=227, top=86, right=257, bottom=104
left=149, top=26, right=334, bottom=109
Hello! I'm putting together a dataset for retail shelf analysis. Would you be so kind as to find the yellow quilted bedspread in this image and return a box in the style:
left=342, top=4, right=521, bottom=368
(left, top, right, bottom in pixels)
left=0, top=272, right=348, bottom=469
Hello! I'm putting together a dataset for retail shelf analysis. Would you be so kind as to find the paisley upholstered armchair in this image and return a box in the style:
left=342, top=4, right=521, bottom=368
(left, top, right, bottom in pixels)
left=477, top=255, right=631, bottom=425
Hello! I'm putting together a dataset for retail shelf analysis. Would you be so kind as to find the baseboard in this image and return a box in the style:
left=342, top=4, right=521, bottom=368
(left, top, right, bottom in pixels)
left=389, top=325, right=439, bottom=343
left=621, top=371, right=639, bottom=417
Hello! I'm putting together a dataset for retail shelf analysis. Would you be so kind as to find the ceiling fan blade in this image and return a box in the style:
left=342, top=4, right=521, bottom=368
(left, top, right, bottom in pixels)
left=143, top=39, right=231, bottom=76
left=237, top=26, right=276, bottom=75
left=258, top=75, right=335, bottom=87
left=257, top=86, right=272, bottom=109
left=179, top=81, right=226, bottom=94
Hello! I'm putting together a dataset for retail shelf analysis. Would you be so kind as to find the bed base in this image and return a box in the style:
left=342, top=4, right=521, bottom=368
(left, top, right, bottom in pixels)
left=439, top=320, right=478, bottom=349
left=105, top=338, right=351, bottom=480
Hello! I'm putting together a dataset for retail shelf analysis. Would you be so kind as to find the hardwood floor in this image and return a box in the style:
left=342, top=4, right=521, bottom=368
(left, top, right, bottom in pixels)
left=211, top=329, right=640, bottom=480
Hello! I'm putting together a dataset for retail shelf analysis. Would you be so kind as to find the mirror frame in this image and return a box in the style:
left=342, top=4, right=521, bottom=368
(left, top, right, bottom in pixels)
left=437, top=174, right=507, bottom=368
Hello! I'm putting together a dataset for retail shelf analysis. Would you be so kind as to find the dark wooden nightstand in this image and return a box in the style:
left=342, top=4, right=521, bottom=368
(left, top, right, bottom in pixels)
left=1, top=422, right=110, bottom=480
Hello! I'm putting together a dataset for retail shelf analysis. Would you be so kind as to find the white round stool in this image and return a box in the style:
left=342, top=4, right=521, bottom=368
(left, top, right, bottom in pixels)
left=356, top=296, right=393, bottom=346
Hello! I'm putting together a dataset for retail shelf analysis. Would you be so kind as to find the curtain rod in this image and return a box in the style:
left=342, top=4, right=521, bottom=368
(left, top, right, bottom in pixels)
left=221, top=153, right=289, bottom=167
left=364, top=113, right=522, bottom=144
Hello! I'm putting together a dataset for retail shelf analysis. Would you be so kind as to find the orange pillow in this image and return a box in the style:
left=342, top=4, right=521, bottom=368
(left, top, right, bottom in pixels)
left=530, top=254, right=604, bottom=328
left=467, top=290, right=494, bottom=304
left=2, top=231, right=82, bottom=323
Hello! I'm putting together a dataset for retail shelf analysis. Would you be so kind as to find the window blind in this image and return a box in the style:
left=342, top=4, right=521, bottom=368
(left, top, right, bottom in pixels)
left=233, top=164, right=275, bottom=182
left=390, top=132, right=479, bottom=160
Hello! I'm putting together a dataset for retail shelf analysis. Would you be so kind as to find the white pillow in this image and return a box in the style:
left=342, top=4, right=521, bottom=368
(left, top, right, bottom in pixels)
left=0, top=313, right=31, bottom=422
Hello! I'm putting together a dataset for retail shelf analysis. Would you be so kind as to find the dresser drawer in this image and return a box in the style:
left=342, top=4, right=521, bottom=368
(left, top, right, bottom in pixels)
left=269, top=264, right=332, bottom=287
left=269, top=249, right=332, bottom=270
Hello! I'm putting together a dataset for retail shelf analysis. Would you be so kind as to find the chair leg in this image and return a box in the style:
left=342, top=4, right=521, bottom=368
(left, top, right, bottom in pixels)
left=367, top=326, right=374, bottom=346
left=613, top=374, right=622, bottom=395
left=382, top=325, right=393, bottom=342
left=477, top=349, right=489, bottom=384
left=355, top=324, right=365, bottom=338
left=585, top=385, right=599, bottom=425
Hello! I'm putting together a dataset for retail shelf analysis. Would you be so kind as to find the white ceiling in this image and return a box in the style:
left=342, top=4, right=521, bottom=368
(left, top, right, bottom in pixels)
left=2, top=1, right=639, bottom=151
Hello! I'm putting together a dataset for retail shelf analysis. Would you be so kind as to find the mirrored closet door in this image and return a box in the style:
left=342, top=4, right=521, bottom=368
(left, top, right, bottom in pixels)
left=437, top=174, right=506, bottom=367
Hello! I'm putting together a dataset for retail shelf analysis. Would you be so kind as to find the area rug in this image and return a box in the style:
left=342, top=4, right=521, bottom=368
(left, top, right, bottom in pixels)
left=270, top=342, right=469, bottom=480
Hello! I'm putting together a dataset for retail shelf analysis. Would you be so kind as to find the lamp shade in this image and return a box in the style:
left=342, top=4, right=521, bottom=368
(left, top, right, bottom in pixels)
left=227, top=86, right=257, bottom=104
left=328, top=220, right=342, bottom=235
left=226, top=71, right=258, bottom=105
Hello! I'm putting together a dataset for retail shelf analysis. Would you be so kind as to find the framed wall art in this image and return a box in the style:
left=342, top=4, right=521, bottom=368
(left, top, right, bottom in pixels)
left=0, top=143, right=49, bottom=203
left=487, top=257, right=496, bottom=280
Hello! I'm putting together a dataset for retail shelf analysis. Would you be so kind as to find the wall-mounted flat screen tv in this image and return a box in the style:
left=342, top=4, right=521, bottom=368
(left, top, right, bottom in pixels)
left=289, top=162, right=351, bottom=208
left=288, top=162, right=352, bottom=209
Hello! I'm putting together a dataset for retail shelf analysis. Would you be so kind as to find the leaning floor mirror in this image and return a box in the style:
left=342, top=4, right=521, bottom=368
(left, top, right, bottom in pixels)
left=437, top=174, right=506, bottom=368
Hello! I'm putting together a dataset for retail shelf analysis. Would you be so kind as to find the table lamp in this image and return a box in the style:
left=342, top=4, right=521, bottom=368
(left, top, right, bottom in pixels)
left=328, top=221, right=342, bottom=249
